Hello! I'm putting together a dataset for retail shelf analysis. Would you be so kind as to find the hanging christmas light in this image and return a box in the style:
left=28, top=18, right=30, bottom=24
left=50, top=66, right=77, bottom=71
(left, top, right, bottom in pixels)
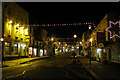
left=105, top=20, right=120, bottom=39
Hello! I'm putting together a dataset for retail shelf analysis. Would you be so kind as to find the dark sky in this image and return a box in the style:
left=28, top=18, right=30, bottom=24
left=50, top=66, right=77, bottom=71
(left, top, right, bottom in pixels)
left=16, top=2, right=119, bottom=39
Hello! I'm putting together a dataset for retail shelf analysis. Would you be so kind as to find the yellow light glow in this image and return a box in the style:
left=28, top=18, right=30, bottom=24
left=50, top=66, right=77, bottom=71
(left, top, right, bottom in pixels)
left=9, top=24, right=11, bottom=28
left=90, top=38, right=93, bottom=42
left=8, top=21, right=12, bottom=24
left=51, top=38, right=54, bottom=41
left=80, top=42, right=82, bottom=44
left=59, top=42, right=60, bottom=44
left=21, top=27, right=24, bottom=29
left=0, top=38, right=4, bottom=41
left=20, top=27, right=23, bottom=34
left=16, top=24, right=19, bottom=26
left=73, top=35, right=77, bottom=38
left=65, top=44, right=67, bottom=46
left=29, top=47, right=33, bottom=55
left=25, top=29, right=28, bottom=35
left=4, top=34, right=6, bottom=36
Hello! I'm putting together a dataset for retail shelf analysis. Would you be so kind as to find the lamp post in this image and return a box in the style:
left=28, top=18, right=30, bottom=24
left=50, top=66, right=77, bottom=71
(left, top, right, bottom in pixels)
left=90, top=38, right=93, bottom=65
left=79, top=41, right=82, bottom=55
left=73, top=35, right=77, bottom=51
left=51, top=37, right=55, bottom=56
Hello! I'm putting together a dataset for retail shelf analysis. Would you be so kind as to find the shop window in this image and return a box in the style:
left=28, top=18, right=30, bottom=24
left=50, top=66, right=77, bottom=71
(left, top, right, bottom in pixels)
left=14, top=43, right=18, bottom=55
left=5, top=42, right=11, bottom=55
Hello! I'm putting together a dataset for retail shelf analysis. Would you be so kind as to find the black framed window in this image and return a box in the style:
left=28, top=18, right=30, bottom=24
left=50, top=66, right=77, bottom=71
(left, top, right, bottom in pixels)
left=5, top=42, right=11, bottom=55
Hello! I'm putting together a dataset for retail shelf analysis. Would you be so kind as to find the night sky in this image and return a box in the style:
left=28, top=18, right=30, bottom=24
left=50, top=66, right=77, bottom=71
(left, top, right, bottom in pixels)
left=16, top=2, right=119, bottom=39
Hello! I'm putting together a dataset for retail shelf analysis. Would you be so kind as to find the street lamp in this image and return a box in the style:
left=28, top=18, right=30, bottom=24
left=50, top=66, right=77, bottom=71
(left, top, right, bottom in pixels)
left=0, top=38, right=4, bottom=42
left=73, top=35, right=77, bottom=51
left=73, top=35, right=77, bottom=39
left=90, top=38, right=93, bottom=65
left=51, top=37, right=55, bottom=56
left=51, top=38, right=54, bottom=41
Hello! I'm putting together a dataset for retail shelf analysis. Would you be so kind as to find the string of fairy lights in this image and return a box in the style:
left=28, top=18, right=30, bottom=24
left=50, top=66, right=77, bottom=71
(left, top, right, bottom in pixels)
left=18, top=22, right=96, bottom=27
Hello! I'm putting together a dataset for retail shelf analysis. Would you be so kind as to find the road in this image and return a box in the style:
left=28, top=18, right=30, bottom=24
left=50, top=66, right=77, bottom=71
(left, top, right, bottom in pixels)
left=2, top=52, right=95, bottom=80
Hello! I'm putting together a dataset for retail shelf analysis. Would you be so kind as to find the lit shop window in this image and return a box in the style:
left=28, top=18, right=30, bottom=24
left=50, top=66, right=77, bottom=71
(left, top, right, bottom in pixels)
left=33, top=48, right=37, bottom=56
left=20, top=27, right=24, bottom=35
left=25, top=28, right=28, bottom=35
left=40, top=49, right=43, bottom=56
left=44, top=49, right=47, bottom=55
left=14, top=43, right=18, bottom=55
left=29, top=47, right=32, bottom=55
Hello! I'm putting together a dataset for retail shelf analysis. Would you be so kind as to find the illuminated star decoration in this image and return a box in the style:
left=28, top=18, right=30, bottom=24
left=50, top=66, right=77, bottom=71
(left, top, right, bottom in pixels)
left=106, top=20, right=120, bottom=39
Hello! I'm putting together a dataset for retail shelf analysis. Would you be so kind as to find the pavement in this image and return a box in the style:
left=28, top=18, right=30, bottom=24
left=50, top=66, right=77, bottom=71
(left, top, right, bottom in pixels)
left=80, top=57, right=120, bottom=80
left=2, top=56, right=50, bottom=68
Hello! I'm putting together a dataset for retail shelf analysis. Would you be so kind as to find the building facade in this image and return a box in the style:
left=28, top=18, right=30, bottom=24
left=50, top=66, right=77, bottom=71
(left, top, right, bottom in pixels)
left=89, top=11, right=120, bottom=63
left=30, top=27, right=48, bottom=57
left=3, top=3, right=30, bottom=58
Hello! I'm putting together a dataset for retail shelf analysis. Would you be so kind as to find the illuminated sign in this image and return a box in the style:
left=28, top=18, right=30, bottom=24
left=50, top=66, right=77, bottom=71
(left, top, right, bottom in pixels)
left=106, top=20, right=120, bottom=39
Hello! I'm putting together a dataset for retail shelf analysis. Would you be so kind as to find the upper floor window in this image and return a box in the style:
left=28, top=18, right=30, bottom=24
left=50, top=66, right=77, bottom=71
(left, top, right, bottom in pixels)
left=25, top=17, right=27, bottom=23
left=7, top=7, right=11, bottom=15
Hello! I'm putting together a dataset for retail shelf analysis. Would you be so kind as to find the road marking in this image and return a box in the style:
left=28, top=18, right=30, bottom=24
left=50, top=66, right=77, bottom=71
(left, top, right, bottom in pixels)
left=4, top=70, right=26, bottom=79
left=83, top=65, right=102, bottom=80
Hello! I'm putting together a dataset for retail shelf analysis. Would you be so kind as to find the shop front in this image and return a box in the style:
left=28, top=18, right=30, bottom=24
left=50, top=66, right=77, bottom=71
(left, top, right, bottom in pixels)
left=29, top=47, right=33, bottom=57
left=96, top=48, right=106, bottom=62
left=33, top=48, right=37, bottom=56
left=40, top=49, right=43, bottom=56
left=110, top=44, right=120, bottom=62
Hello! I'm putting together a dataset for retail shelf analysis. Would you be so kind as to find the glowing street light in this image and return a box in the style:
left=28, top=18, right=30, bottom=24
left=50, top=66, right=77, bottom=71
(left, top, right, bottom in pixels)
left=0, top=38, right=4, bottom=41
left=80, top=42, right=82, bottom=44
left=73, top=35, right=77, bottom=51
left=90, top=38, right=93, bottom=42
left=73, top=34, right=77, bottom=38
left=51, top=38, right=54, bottom=41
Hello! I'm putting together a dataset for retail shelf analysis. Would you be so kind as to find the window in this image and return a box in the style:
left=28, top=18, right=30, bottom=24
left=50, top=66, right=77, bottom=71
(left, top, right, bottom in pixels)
left=14, top=43, right=18, bottom=55
left=7, top=8, right=11, bottom=15
left=5, top=42, right=11, bottom=55
left=25, top=18, right=27, bottom=23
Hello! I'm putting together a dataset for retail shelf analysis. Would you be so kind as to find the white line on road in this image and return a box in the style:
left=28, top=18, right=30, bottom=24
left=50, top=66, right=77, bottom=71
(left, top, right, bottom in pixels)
left=3, top=70, right=26, bottom=79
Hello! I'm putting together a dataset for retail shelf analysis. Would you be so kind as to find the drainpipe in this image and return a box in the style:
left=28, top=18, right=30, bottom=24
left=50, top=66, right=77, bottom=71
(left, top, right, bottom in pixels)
left=2, top=2, right=8, bottom=66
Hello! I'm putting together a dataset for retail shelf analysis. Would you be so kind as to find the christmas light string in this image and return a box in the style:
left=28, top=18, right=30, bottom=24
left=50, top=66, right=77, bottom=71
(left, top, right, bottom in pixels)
left=18, top=22, right=95, bottom=27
